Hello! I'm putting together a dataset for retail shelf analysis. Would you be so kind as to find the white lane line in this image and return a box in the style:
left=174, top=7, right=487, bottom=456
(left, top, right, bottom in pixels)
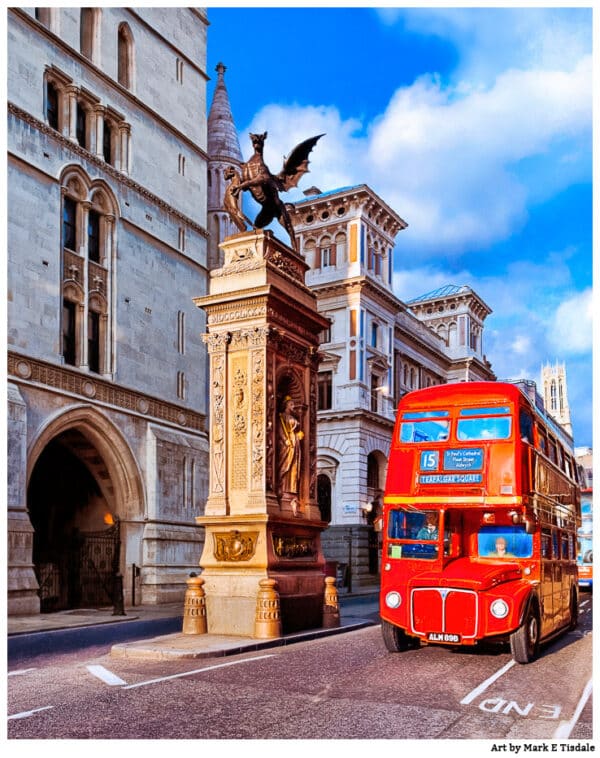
left=553, top=678, right=593, bottom=738
left=8, top=705, right=54, bottom=721
left=460, top=659, right=516, bottom=705
left=86, top=664, right=127, bottom=686
left=580, top=600, right=590, bottom=607
left=122, top=653, right=275, bottom=690
left=8, top=668, right=37, bottom=677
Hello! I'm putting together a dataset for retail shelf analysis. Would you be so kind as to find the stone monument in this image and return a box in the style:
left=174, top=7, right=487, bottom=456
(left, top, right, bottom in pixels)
left=194, top=227, right=330, bottom=635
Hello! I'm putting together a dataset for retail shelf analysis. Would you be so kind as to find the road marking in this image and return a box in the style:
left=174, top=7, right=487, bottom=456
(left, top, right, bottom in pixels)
left=580, top=599, right=589, bottom=607
left=460, top=659, right=516, bottom=705
left=86, top=664, right=127, bottom=686
left=8, top=705, right=54, bottom=721
left=122, top=653, right=276, bottom=690
left=8, top=668, right=37, bottom=677
left=553, top=678, right=593, bottom=738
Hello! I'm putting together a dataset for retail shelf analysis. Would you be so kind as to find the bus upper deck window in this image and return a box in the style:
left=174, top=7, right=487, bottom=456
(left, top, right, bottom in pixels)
left=400, top=410, right=450, bottom=443
left=519, top=409, right=534, bottom=444
left=457, top=406, right=512, bottom=441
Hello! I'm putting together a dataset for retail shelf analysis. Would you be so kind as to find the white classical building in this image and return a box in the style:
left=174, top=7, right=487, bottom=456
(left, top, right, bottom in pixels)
left=288, top=187, right=495, bottom=587
left=7, top=7, right=210, bottom=614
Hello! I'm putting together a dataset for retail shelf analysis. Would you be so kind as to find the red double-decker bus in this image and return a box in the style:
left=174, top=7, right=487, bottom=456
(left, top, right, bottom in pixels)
left=380, top=381, right=581, bottom=663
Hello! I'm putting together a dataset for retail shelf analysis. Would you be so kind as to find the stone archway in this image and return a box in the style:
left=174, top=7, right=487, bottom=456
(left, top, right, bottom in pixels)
left=26, top=405, right=145, bottom=612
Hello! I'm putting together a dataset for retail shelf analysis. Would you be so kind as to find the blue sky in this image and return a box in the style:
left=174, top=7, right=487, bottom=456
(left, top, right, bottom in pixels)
left=206, top=6, right=593, bottom=448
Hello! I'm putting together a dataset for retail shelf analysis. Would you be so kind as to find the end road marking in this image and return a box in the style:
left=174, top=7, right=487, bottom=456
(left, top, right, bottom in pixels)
left=86, top=664, right=127, bottom=686
left=8, top=705, right=54, bottom=721
left=460, top=659, right=516, bottom=705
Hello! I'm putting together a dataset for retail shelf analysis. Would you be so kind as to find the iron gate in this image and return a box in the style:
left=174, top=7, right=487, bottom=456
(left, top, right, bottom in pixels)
left=36, top=519, right=121, bottom=612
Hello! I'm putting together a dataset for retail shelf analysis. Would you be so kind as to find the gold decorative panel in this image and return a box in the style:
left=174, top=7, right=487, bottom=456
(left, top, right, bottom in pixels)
left=213, top=530, right=259, bottom=562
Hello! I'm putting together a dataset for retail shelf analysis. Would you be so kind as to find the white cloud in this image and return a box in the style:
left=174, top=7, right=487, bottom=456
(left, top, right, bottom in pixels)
left=512, top=336, right=531, bottom=355
left=378, top=8, right=592, bottom=86
left=547, top=289, right=593, bottom=354
left=244, top=55, right=591, bottom=255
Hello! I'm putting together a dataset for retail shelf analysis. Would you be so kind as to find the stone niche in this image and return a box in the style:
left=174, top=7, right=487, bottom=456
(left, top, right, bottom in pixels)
left=194, top=230, right=330, bottom=635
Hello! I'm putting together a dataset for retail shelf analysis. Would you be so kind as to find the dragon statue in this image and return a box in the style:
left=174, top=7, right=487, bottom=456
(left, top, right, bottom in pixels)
left=228, top=131, right=324, bottom=253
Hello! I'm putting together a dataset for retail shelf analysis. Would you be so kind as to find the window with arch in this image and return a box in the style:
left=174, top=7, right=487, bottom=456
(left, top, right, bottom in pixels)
left=317, top=474, right=332, bottom=522
left=374, top=247, right=382, bottom=277
left=80, top=8, right=101, bottom=63
left=550, top=381, right=557, bottom=411
left=367, top=453, right=379, bottom=490
left=45, top=79, right=59, bottom=130
left=448, top=322, right=458, bottom=347
left=335, top=232, right=347, bottom=264
left=317, top=236, right=335, bottom=269
left=437, top=323, right=448, bottom=346
left=118, top=23, right=135, bottom=90
left=60, top=169, right=116, bottom=375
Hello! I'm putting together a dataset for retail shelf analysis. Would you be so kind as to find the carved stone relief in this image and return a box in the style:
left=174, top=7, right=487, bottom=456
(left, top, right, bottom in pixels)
left=213, top=530, right=258, bottom=562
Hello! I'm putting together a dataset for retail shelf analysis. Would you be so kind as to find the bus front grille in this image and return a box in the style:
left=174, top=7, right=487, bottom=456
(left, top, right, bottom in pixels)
left=410, top=587, right=478, bottom=639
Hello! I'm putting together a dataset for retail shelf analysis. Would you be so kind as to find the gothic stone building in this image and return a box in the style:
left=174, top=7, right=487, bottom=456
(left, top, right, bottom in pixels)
left=7, top=7, right=210, bottom=614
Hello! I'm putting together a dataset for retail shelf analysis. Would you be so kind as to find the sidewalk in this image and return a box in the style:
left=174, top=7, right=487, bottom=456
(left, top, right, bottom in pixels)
left=7, top=588, right=380, bottom=661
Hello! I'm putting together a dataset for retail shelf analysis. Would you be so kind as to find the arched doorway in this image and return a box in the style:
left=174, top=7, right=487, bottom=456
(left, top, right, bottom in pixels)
left=28, top=431, right=120, bottom=612
left=27, top=406, right=144, bottom=613
left=317, top=473, right=332, bottom=522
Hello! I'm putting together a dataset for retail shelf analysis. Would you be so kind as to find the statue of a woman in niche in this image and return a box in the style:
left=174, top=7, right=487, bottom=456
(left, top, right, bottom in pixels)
left=277, top=396, right=304, bottom=498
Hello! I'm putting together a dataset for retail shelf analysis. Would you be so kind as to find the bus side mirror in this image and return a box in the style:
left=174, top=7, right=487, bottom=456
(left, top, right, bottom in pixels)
left=525, top=519, right=535, bottom=534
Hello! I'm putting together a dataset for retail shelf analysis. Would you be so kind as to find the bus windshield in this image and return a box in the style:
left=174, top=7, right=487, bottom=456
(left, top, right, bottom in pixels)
left=477, top=525, right=533, bottom=559
left=457, top=406, right=512, bottom=441
left=387, top=509, right=440, bottom=560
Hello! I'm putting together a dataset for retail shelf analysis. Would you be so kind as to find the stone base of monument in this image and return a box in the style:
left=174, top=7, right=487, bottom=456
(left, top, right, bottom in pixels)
left=197, top=515, right=327, bottom=637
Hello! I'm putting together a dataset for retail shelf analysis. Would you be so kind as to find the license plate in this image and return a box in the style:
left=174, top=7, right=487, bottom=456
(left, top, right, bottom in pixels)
left=426, top=632, right=461, bottom=644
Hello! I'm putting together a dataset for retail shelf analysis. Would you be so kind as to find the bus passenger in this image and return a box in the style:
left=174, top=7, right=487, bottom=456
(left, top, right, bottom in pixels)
left=488, top=537, right=515, bottom=558
left=417, top=514, right=438, bottom=540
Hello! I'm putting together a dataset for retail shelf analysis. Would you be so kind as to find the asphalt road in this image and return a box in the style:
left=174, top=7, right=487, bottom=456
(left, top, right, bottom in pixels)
left=7, top=594, right=593, bottom=746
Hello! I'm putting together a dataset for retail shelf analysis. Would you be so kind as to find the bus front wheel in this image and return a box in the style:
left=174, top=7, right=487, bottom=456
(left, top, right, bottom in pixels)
left=510, top=603, right=540, bottom=664
left=381, top=619, right=413, bottom=652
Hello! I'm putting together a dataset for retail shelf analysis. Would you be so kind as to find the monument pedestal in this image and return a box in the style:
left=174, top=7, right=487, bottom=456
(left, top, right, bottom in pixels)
left=194, top=230, right=330, bottom=636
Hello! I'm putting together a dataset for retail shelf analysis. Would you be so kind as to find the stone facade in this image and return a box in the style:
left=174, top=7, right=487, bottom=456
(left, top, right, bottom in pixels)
left=541, top=362, right=573, bottom=438
left=7, top=7, right=210, bottom=614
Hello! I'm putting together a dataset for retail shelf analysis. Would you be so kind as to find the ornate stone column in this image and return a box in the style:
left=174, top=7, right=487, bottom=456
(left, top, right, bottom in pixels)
left=194, top=230, right=330, bottom=636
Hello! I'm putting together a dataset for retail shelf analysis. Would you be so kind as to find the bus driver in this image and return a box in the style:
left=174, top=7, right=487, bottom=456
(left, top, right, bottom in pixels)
left=417, top=514, right=439, bottom=540
left=488, top=536, right=515, bottom=558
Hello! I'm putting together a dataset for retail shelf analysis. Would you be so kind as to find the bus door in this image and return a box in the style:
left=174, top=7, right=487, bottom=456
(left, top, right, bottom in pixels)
left=540, top=527, right=562, bottom=635
left=559, top=530, right=573, bottom=624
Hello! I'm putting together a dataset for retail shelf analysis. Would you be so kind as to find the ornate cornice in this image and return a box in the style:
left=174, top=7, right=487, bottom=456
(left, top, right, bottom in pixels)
left=8, top=102, right=208, bottom=239
left=312, top=276, right=403, bottom=314
left=8, top=351, right=206, bottom=433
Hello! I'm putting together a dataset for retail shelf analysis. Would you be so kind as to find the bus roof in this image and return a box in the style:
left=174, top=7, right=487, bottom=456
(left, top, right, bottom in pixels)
left=398, top=381, right=525, bottom=408
left=399, top=382, right=575, bottom=453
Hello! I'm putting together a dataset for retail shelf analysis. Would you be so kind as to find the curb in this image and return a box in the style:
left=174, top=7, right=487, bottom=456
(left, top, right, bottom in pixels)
left=110, top=618, right=377, bottom=661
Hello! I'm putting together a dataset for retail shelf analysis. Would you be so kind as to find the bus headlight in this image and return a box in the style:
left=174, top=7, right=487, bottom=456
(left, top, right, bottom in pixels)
left=385, top=591, right=402, bottom=609
left=490, top=599, right=509, bottom=619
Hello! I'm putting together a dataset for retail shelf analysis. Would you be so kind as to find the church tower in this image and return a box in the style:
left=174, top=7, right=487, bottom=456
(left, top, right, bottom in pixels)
left=207, top=62, right=243, bottom=269
left=541, top=361, right=573, bottom=437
